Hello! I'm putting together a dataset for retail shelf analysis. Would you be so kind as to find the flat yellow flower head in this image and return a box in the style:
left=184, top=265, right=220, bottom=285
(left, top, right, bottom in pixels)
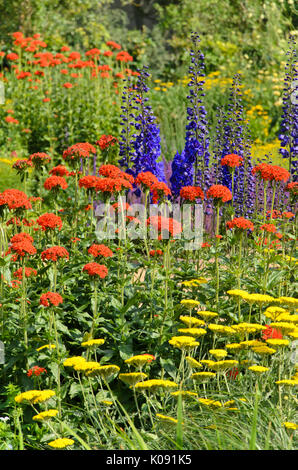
left=81, top=339, right=105, bottom=347
left=48, top=438, right=74, bottom=449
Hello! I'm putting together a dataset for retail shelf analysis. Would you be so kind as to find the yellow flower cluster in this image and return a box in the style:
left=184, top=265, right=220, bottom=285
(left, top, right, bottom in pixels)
left=248, top=365, right=270, bottom=374
left=180, top=299, right=200, bottom=309
left=196, top=311, right=218, bottom=320
left=15, top=390, right=55, bottom=404
left=209, top=349, right=227, bottom=359
left=134, top=379, right=178, bottom=392
left=81, top=338, right=105, bottom=347
left=208, top=324, right=236, bottom=335
left=190, top=372, right=216, bottom=381
left=125, top=355, right=155, bottom=367
left=185, top=356, right=202, bottom=368
left=179, top=316, right=205, bottom=327
left=48, top=438, right=74, bottom=449
left=169, top=336, right=199, bottom=350
left=119, top=372, right=147, bottom=386
left=182, top=278, right=208, bottom=287
left=156, top=413, right=178, bottom=424
left=177, top=327, right=207, bottom=337
left=33, top=409, right=58, bottom=421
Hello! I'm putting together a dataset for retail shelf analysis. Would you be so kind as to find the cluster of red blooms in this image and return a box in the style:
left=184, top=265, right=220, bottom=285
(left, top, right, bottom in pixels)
left=135, top=171, right=159, bottom=190
left=95, top=135, right=118, bottom=151
left=36, top=213, right=63, bottom=231
left=252, top=163, right=290, bottom=183
left=266, top=210, right=295, bottom=220
left=5, top=115, right=19, bottom=124
left=12, top=159, right=33, bottom=172
left=40, top=292, right=63, bottom=307
left=7, top=232, right=36, bottom=260
left=226, top=217, right=254, bottom=231
left=88, top=244, right=113, bottom=259
left=260, top=223, right=277, bottom=234
left=78, top=175, right=98, bottom=191
left=28, top=152, right=51, bottom=167
left=41, top=246, right=69, bottom=262
left=6, top=217, right=34, bottom=227
left=82, top=262, right=108, bottom=278
left=262, top=325, right=283, bottom=340
left=149, top=249, right=163, bottom=257
left=49, top=165, right=69, bottom=176
left=206, top=184, right=232, bottom=203
left=147, top=215, right=182, bottom=238
left=0, top=189, right=32, bottom=211
left=180, top=185, right=204, bottom=202
left=151, top=182, right=172, bottom=204
left=220, top=154, right=244, bottom=168
left=286, top=181, right=298, bottom=198
left=62, top=142, right=96, bottom=163
left=95, top=176, right=133, bottom=195
left=44, top=175, right=68, bottom=191
left=13, top=267, right=37, bottom=280
left=27, top=365, right=47, bottom=377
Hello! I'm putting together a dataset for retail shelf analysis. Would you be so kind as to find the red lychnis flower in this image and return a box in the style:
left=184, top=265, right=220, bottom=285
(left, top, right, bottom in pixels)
left=40, top=292, right=63, bottom=307
left=88, top=244, right=113, bottom=259
left=82, top=262, right=108, bottom=278
left=49, top=165, right=69, bottom=177
left=95, top=177, right=133, bottom=195
left=149, top=249, right=163, bottom=257
left=260, top=223, right=277, bottom=233
left=180, top=186, right=204, bottom=202
left=286, top=181, right=298, bottom=196
left=44, top=175, right=68, bottom=191
left=62, top=142, right=96, bottom=163
left=0, top=189, right=32, bottom=211
left=8, top=240, right=37, bottom=259
left=147, top=215, right=182, bottom=238
left=135, top=171, right=159, bottom=190
left=41, top=246, right=69, bottom=262
left=12, top=159, right=33, bottom=173
left=78, top=175, right=98, bottom=190
left=206, top=185, right=232, bottom=203
left=95, top=135, right=118, bottom=150
left=36, top=213, right=63, bottom=231
left=226, top=217, right=254, bottom=231
left=262, top=325, right=283, bottom=340
left=28, top=152, right=51, bottom=167
left=221, top=154, right=244, bottom=168
left=13, top=267, right=37, bottom=279
left=27, top=365, right=47, bottom=377
left=252, top=163, right=290, bottom=183
left=150, top=182, right=172, bottom=204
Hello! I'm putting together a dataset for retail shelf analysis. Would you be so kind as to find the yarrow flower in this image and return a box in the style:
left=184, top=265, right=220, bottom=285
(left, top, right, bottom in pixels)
left=15, top=389, right=55, bottom=404
left=134, top=379, right=178, bottom=392
left=32, top=409, right=58, bottom=421
left=48, top=438, right=74, bottom=449
left=124, top=354, right=156, bottom=367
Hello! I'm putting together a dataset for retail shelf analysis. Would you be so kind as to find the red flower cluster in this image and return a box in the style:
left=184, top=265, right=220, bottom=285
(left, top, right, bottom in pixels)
left=88, top=244, right=113, bottom=259
left=150, top=182, right=172, bottom=204
left=82, top=262, right=108, bottom=278
left=7, top=232, right=36, bottom=259
left=0, top=189, right=32, bottom=211
left=116, top=51, right=133, bottom=62
left=106, top=41, right=121, bottom=50
left=252, top=163, right=290, bottom=183
left=28, top=152, right=51, bottom=166
left=85, top=48, right=101, bottom=57
left=221, top=154, right=244, bottom=168
left=44, top=175, right=68, bottom=191
left=95, top=177, right=133, bottom=195
left=13, top=267, right=37, bottom=279
left=149, top=249, right=163, bottom=257
left=262, top=325, right=283, bottom=340
left=78, top=175, right=98, bottom=190
left=40, top=292, right=63, bottom=307
left=135, top=171, right=159, bottom=190
left=226, top=217, right=254, bottom=231
left=12, top=159, right=33, bottom=172
left=260, top=223, right=277, bottom=233
left=95, top=135, right=118, bottom=150
left=147, top=215, right=182, bottom=238
left=49, top=165, right=69, bottom=176
left=36, top=213, right=63, bottom=231
left=41, top=246, right=69, bottom=262
left=62, top=142, right=96, bottom=162
left=27, top=365, right=47, bottom=377
left=206, top=185, right=232, bottom=203
left=180, top=186, right=204, bottom=202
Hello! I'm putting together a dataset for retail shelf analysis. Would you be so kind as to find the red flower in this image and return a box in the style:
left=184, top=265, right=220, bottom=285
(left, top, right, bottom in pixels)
left=180, top=186, right=204, bottom=202
left=95, top=177, right=133, bottom=195
left=12, top=159, right=33, bottom=172
left=116, top=51, right=133, bottom=63
left=78, top=175, right=98, bottom=190
left=226, top=217, right=254, bottom=231
left=36, top=213, right=63, bottom=231
left=88, top=244, right=113, bottom=259
left=135, top=171, right=159, bottom=190
left=85, top=48, right=101, bottom=57
left=44, top=175, right=68, bottom=191
left=1, top=189, right=32, bottom=211
left=10, top=232, right=34, bottom=244
left=149, top=249, right=163, bottom=257
left=40, top=292, right=63, bottom=307
left=206, top=185, right=232, bottom=203
left=6, top=53, right=19, bottom=61
left=282, top=211, right=295, bottom=219
left=221, top=154, right=244, bottom=168
left=262, top=325, right=283, bottom=340
left=29, top=152, right=51, bottom=167
left=41, top=246, right=69, bottom=262
left=8, top=240, right=37, bottom=259
left=150, top=182, right=172, bottom=204
left=106, top=41, right=121, bottom=50
left=98, top=164, right=123, bottom=179
left=63, top=82, right=73, bottom=88
left=252, top=163, right=290, bottom=183
left=201, top=242, right=211, bottom=248
left=62, top=142, right=96, bottom=162
left=49, top=165, right=69, bottom=177
left=226, top=367, right=239, bottom=380
left=286, top=181, right=298, bottom=196
left=260, top=223, right=277, bottom=233
left=82, top=262, right=108, bottom=278
left=13, top=267, right=37, bottom=279
left=95, top=135, right=118, bottom=150
left=27, top=365, right=47, bottom=377
left=147, top=215, right=182, bottom=238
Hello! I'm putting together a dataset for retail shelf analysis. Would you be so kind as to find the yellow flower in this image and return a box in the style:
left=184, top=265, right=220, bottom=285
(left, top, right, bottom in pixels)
left=209, top=360, right=239, bottom=372
left=248, top=365, right=270, bottom=374
left=198, top=398, right=222, bottom=409
left=196, top=311, right=218, bottom=320
left=73, top=361, right=101, bottom=373
left=208, top=324, right=236, bottom=335
left=81, top=339, right=105, bottom=347
left=36, top=344, right=56, bottom=352
left=179, top=316, right=205, bottom=327
left=240, top=340, right=264, bottom=348
left=169, top=336, right=199, bottom=350
left=101, top=400, right=113, bottom=406
left=15, top=390, right=55, bottom=404
left=33, top=409, right=58, bottom=421
left=266, top=339, right=290, bottom=348
left=283, top=422, right=298, bottom=430
left=177, top=328, right=207, bottom=337
left=209, top=349, right=228, bottom=359
left=63, top=356, right=86, bottom=368
left=119, top=372, right=147, bottom=386
left=171, top=390, right=198, bottom=398
left=233, top=323, right=266, bottom=334
left=225, top=343, right=245, bottom=351
left=180, top=299, right=200, bottom=309
left=190, top=371, right=216, bottom=381
left=227, top=289, right=249, bottom=299
left=89, top=365, right=120, bottom=379
left=185, top=356, right=203, bottom=368
left=243, top=293, right=276, bottom=304
left=264, top=306, right=288, bottom=321
left=270, top=322, right=296, bottom=334
left=48, top=438, right=74, bottom=449
left=200, top=359, right=216, bottom=367
left=124, top=354, right=155, bottom=367
left=156, top=413, right=178, bottom=425
left=275, top=379, right=298, bottom=386
left=134, top=379, right=178, bottom=392
left=182, top=278, right=208, bottom=287
left=252, top=346, right=276, bottom=355
left=277, top=297, right=298, bottom=308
